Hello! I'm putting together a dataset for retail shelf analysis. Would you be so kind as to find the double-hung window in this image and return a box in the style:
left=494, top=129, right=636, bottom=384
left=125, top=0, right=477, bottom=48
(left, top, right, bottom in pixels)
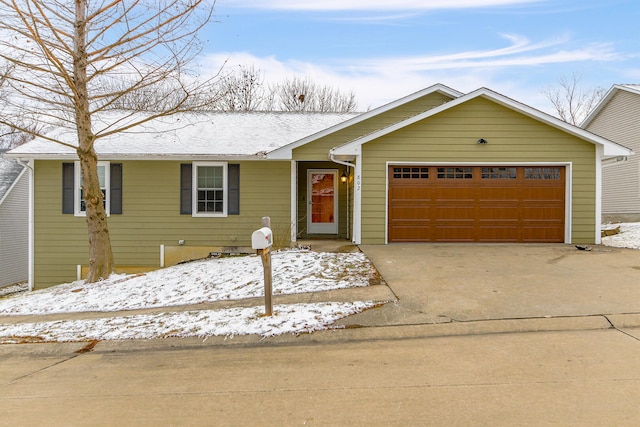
left=62, top=162, right=122, bottom=216
left=180, top=162, right=239, bottom=217
left=74, top=161, right=110, bottom=216
left=193, top=162, right=228, bottom=217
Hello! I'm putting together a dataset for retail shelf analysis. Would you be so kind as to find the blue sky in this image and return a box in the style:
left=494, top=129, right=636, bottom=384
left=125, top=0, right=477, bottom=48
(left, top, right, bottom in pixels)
left=200, top=0, right=640, bottom=113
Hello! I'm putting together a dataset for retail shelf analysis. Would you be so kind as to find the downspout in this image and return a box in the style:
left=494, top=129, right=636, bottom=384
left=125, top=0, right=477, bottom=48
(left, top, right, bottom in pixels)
left=16, top=159, right=34, bottom=291
left=595, top=146, right=604, bottom=245
left=330, top=150, right=355, bottom=241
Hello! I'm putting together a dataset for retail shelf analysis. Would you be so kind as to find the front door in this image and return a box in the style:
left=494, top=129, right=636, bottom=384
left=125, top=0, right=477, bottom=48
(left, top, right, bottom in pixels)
left=307, top=169, right=338, bottom=234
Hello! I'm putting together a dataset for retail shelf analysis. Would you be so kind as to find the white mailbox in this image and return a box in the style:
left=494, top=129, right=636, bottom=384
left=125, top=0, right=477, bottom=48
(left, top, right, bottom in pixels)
left=251, top=227, right=273, bottom=250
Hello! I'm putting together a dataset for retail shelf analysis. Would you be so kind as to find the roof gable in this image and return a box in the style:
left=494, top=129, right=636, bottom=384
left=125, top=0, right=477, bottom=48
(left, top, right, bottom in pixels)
left=581, top=84, right=640, bottom=128
left=331, top=87, right=633, bottom=158
left=267, top=83, right=462, bottom=159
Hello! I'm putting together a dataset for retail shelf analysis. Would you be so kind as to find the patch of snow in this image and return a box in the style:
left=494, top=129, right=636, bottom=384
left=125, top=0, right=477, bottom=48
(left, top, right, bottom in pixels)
left=0, top=302, right=376, bottom=343
left=0, top=250, right=374, bottom=316
left=0, top=250, right=379, bottom=342
left=0, top=283, right=28, bottom=298
left=601, top=222, right=640, bottom=249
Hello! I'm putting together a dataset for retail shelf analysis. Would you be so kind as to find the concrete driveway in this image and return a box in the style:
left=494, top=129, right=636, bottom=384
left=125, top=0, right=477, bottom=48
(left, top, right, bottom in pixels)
left=351, top=243, right=640, bottom=327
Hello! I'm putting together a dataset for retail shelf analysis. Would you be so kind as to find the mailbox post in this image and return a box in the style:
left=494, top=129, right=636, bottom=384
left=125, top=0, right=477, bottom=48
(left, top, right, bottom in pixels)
left=251, top=217, right=273, bottom=316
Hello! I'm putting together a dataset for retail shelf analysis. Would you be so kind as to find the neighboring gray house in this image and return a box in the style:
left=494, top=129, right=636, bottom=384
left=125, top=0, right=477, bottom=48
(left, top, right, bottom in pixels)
left=0, top=149, right=28, bottom=288
left=582, top=84, right=640, bottom=222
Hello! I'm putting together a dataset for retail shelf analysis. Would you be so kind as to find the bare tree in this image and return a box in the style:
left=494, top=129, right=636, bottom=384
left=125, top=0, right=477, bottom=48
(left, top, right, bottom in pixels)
left=0, top=0, right=217, bottom=283
left=215, top=65, right=274, bottom=111
left=543, top=73, right=606, bottom=125
left=0, top=119, right=42, bottom=148
left=101, top=64, right=359, bottom=113
left=273, top=76, right=314, bottom=112
left=213, top=69, right=357, bottom=112
left=97, top=78, right=221, bottom=112
left=1, top=64, right=39, bottom=148
left=271, top=76, right=357, bottom=113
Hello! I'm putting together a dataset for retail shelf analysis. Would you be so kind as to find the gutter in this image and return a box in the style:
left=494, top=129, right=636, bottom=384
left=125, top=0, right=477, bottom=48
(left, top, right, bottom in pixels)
left=3, top=153, right=268, bottom=161
left=329, top=151, right=355, bottom=170
left=16, top=159, right=35, bottom=292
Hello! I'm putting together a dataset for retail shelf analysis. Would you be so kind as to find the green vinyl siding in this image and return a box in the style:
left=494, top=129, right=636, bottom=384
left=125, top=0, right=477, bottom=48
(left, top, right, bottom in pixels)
left=358, top=96, right=597, bottom=244
left=33, top=160, right=291, bottom=288
left=293, top=91, right=454, bottom=160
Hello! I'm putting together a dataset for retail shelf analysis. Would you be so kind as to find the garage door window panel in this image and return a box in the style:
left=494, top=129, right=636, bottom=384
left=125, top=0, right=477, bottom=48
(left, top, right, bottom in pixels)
left=481, top=167, right=517, bottom=180
left=393, top=167, right=429, bottom=180
left=437, top=167, right=473, bottom=179
left=525, top=167, right=561, bottom=180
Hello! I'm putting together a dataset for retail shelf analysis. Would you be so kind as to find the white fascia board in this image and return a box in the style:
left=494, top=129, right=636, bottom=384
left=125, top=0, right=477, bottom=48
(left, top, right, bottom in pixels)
left=266, top=83, right=462, bottom=160
left=332, top=87, right=634, bottom=158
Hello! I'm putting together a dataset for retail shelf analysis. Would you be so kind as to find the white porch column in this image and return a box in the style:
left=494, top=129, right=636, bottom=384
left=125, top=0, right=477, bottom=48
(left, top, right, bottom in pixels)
left=594, top=146, right=603, bottom=244
left=290, top=160, right=297, bottom=244
left=353, top=155, right=362, bottom=245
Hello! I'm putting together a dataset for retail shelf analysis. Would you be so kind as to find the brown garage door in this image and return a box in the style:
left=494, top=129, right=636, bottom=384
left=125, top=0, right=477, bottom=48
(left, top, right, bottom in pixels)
left=388, top=166, right=565, bottom=243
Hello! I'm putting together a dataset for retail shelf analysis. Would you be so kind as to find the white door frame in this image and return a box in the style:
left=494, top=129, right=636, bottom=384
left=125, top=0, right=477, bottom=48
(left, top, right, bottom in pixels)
left=307, top=169, right=339, bottom=234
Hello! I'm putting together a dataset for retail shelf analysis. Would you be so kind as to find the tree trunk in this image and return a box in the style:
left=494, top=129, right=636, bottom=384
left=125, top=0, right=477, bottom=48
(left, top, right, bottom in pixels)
left=74, top=0, right=114, bottom=282
left=78, top=149, right=115, bottom=282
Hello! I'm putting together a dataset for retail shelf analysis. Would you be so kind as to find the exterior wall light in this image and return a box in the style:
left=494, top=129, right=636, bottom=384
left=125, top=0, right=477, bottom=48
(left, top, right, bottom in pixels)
left=340, top=171, right=348, bottom=183
left=477, top=138, right=488, bottom=144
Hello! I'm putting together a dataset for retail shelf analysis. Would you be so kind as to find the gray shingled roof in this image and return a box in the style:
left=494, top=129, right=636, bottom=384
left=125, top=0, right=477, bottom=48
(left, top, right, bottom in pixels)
left=0, top=149, right=25, bottom=202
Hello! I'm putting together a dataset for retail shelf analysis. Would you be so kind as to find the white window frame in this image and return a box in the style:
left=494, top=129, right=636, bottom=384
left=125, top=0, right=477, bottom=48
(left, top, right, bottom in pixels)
left=74, top=161, right=110, bottom=217
left=192, top=161, right=228, bottom=217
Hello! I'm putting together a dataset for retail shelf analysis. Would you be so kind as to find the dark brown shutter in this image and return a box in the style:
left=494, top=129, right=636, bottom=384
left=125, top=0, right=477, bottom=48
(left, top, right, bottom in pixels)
left=180, top=164, right=192, bottom=214
left=62, top=163, right=74, bottom=214
left=110, top=163, right=123, bottom=214
left=228, top=164, right=240, bottom=215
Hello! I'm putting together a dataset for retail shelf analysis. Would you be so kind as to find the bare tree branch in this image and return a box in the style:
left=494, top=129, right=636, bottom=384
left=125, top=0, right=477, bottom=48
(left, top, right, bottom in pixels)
left=270, top=76, right=357, bottom=113
left=543, top=73, right=605, bottom=125
left=214, top=65, right=273, bottom=111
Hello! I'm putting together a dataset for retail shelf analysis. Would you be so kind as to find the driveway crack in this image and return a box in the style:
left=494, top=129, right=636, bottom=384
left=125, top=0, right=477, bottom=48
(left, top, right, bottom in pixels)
left=1, top=341, right=99, bottom=389
left=603, top=315, right=640, bottom=342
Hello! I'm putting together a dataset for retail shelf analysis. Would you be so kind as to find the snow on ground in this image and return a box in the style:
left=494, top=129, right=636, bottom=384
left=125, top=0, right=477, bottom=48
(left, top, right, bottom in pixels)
left=0, top=250, right=373, bottom=316
left=0, top=303, right=376, bottom=344
left=602, top=222, right=640, bottom=249
left=0, top=250, right=379, bottom=342
left=0, top=282, right=28, bottom=298
left=2, top=226, right=638, bottom=344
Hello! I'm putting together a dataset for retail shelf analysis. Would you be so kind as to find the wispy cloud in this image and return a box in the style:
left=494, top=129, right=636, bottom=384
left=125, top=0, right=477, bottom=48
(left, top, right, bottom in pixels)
left=327, top=12, right=421, bottom=24
left=199, top=34, right=623, bottom=112
left=352, top=35, right=622, bottom=72
left=226, top=0, right=546, bottom=11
